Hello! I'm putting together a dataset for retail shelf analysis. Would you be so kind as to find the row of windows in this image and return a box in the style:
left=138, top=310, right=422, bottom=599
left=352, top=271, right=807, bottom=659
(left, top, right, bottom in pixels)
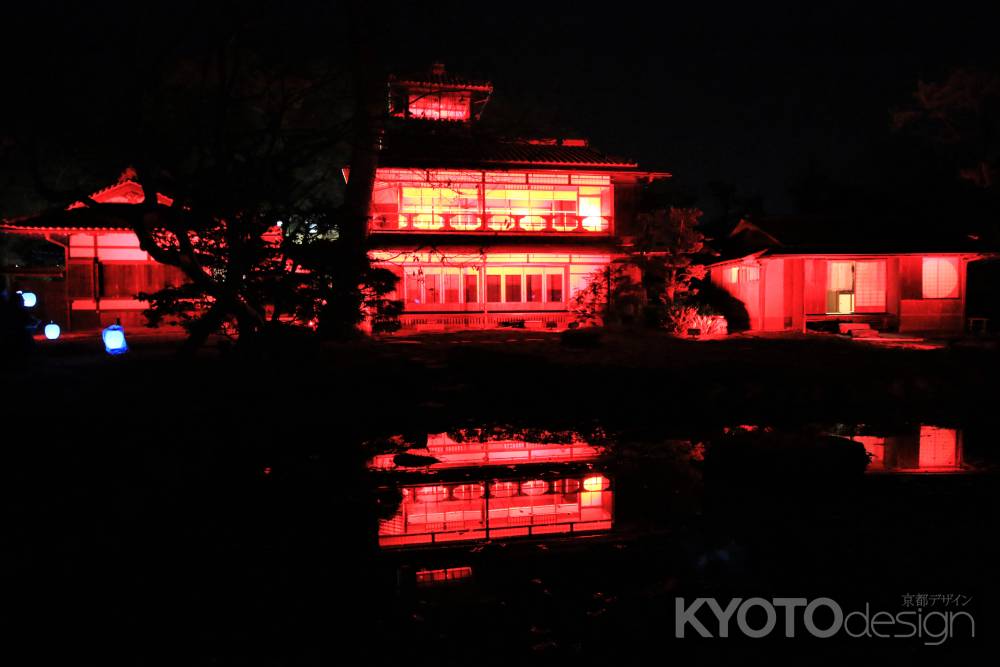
left=724, top=257, right=960, bottom=309
left=724, top=265, right=759, bottom=284
left=826, top=260, right=886, bottom=313
left=376, top=168, right=611, bottom=186
left=68, top=261, right=186, bottom=299
left=372, top=181, right=613, bottom=233
left=403, top=268, right=565, bottom=306
left=404, top=91, right=471, bottom=121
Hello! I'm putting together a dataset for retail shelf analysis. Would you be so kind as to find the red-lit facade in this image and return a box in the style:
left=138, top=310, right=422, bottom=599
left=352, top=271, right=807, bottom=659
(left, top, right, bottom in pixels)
left=708, top=220, right=994, bottom=333
left=371, top=64, right=664, bottom=330
left=1, top=180, right=185, bottom=329
left=853, top=425, right=964, bottom=472
left=372, top=433, right=614, bottom=548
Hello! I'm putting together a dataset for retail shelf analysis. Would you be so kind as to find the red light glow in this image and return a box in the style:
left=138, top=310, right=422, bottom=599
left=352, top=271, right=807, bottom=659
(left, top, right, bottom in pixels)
left=369, top=433, right=603, bottom=471
left=918, top=425, right=959, bottom=469
left=407, top=92, right=471, bottom=120
left=582, top=475, right=610, bottom=492
left=379, top=473, right=614, bottom=548
left=370, top=169, right=613, bottom=234
left=922, top=257, right=960, bottom=299
left=415, top=566, right=473, bottom=586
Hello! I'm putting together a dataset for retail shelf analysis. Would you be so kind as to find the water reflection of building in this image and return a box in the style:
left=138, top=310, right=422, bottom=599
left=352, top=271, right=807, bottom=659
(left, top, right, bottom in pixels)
left=372, top=433, right=613, bottom=548
left=370, top=432, right=603, bottom=470
left=854, top=425, right=963, bottom=472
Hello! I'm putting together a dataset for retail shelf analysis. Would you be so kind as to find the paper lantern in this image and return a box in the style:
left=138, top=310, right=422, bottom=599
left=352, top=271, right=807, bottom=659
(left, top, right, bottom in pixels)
left=102, top=324, right=128, bottom=355
left=17, top=290, right=37, bottom=308
left=44, top=323, right=61, bottom=340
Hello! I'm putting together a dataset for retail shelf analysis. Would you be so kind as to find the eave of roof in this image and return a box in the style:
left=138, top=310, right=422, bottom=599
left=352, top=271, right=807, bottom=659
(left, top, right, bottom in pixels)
left=389, top=75, right=493, bottom=92
left=707, top=245, right=998, bottom=266
left=368, top=234, right=619, bottom=250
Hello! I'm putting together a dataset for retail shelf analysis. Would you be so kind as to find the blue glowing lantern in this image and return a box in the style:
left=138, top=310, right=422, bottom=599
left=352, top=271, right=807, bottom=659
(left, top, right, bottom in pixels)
left=17, top=290, right=37, bottom=308
left=102, top=324, right=128, bottom=355
left=44, top=322, right=61, bottom=340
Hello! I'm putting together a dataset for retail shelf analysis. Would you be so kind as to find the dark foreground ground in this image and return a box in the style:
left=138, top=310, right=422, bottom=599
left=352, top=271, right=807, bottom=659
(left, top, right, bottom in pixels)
left=2, top=329, right=999, bottom=664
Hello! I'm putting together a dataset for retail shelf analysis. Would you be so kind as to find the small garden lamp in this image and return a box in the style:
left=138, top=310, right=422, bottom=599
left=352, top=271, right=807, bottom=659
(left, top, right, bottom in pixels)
left=102, top=322, right=128, bottom=355
left=17, top=290, right=37, bottom=308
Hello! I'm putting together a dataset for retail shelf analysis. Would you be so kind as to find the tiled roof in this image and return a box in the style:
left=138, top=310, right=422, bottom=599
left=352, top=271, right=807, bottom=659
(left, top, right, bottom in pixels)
left=380, top=134, right=639, bottom=169
left=2, top=179, right=173, bottom=232
left=2, top=205, right=137, bottom=232
left=389, top=64, right=493, bottom=92
left=708, top=217, right=996, bottom=262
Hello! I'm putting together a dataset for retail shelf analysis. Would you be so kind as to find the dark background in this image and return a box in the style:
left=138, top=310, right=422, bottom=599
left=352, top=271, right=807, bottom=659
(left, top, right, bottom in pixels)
left=3, top=1, right=998, bottom=217
left=380, top=2, right=1000, bottom=213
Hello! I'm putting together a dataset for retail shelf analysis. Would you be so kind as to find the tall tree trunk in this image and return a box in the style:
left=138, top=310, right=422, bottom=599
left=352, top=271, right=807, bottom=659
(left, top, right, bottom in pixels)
left=319, top=5, right=383, bottom=339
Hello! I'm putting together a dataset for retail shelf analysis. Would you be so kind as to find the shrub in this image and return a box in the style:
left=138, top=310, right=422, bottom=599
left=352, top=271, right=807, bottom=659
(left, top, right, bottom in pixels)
left=664, top=303, right=728, bottom=336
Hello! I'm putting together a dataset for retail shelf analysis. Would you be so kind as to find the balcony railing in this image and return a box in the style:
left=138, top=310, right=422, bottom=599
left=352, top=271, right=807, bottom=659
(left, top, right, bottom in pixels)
left=369, top=213, right=612, bottom=234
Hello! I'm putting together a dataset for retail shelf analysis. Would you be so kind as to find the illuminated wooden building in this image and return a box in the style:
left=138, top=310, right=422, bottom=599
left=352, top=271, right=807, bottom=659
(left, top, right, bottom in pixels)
left=708, top=218, right=995, bottom=333
left=1, top=179, right=184, bottom=330
left=852, top=425, right=963, bottom=473
left=369, top=63, right=667, bottom=329
left=371, top=432, right=614, bottom=548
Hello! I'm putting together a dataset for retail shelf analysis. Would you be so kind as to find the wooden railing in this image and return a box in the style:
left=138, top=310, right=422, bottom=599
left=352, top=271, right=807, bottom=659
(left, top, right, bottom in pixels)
left=369, top=213, right=612, bottom=234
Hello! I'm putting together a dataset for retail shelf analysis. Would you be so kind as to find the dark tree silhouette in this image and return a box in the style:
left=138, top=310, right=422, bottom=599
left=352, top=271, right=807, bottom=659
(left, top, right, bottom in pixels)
left=893, top=68, right=1000, bottom=190
left=0, top=2, right=396, bottom=350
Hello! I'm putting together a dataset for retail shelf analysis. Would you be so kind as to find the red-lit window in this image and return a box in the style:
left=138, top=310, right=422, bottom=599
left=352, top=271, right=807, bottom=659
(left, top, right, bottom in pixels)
left=918, top=426, right=959, bottom=469
left=405, top=269, right=423, bottom=305
left=398, top=266, right=567, bottom=309
left=371, top=170, right=612, bottom=234
left=415, top=566, right=473, bottom=586
left=548, top=274, right=563, bottom=303
left=486, top=275, right=502, bottom=303
left=405, top=268, right=476, bottom=306
left=408, top=92, right=471, bottom=120
left=505, top=274, right=522, bottom=302
left=379, top=475, right=613, bottom=547
left=826, top=260, right=886, bottom=313
left=424, top=274, right=440, bottom=304
left=726, top=266, right=739, bottom=283
left=741, top=266, right=759, bottom=283
left=526, top=273, right=542, bottom=302
left=922, top=257, right=960, bottom=299
left=443, top=273, right=460, bottom=303
left=854, top=260, right=886, bottom=312
left=827, top=261, right=854, bottom=313
left=464, top=274, right=479, bottom=303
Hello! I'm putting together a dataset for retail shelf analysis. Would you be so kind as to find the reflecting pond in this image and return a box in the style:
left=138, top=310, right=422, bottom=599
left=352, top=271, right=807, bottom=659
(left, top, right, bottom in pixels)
left=369, top=423, right=968, bottom=552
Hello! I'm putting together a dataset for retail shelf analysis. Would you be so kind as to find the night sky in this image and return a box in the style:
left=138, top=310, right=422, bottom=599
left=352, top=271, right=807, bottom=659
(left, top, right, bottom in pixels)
left=3, top=2, right=999, bottom=215
left=381, top=2, right=999, bottom=212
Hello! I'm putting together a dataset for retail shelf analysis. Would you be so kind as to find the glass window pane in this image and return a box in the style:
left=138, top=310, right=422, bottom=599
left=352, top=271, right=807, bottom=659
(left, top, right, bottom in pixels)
left=547, top=274, right=563, bottom=302
left=465, top=274, right=478, bottom=303
left=424, top=274, right=439, bottom=304
left=406, top=271, right=422, bottom=305
left=443, top=273, right=460, bottom=303
left=505, top=274, right=522, bottom=303
left=486, top=275, right=502, bottom=303
left=526, top=274, right=542, bottom=302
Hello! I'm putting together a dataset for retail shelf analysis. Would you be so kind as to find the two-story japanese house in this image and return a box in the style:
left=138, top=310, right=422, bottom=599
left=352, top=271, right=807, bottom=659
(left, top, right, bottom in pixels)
left=367, top=63, right=666, bottom=330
